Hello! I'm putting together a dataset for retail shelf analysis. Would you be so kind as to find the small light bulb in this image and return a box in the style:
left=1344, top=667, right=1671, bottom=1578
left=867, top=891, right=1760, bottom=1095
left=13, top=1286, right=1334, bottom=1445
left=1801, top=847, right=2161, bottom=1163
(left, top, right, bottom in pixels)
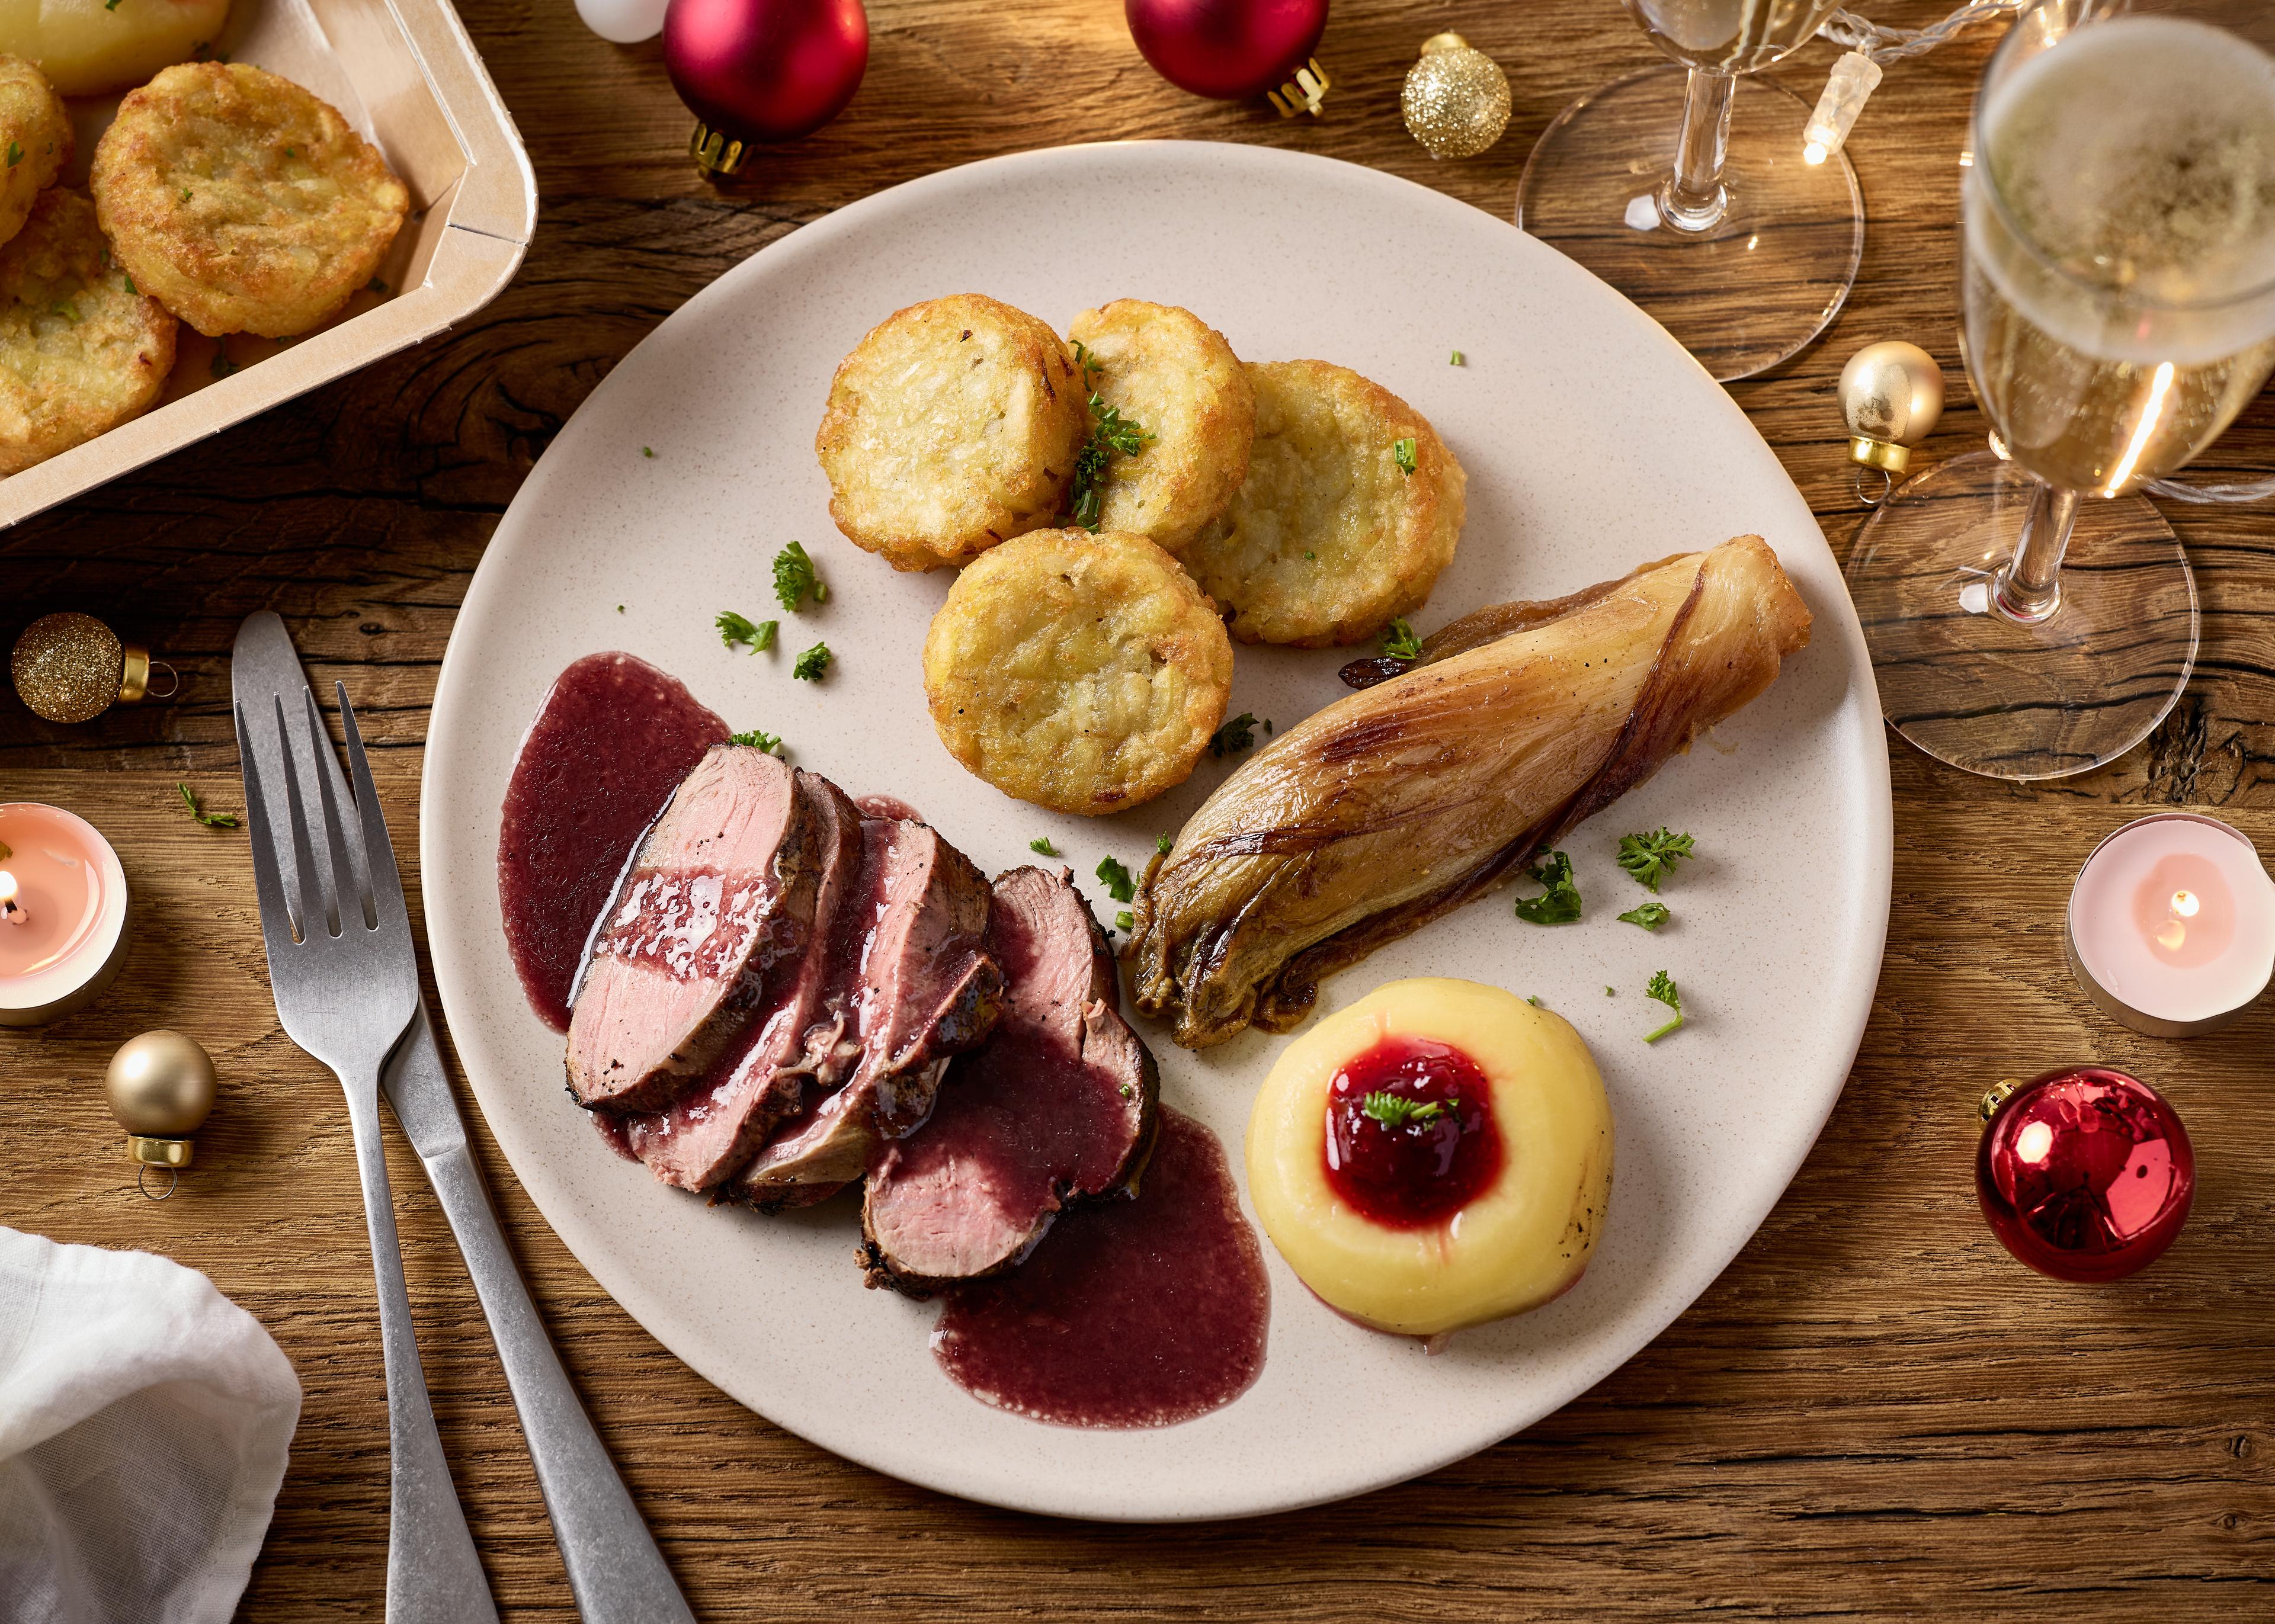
left=1803, top=141, right=1828, bottom=166
left=1802, top=51, right=1883, bottom=164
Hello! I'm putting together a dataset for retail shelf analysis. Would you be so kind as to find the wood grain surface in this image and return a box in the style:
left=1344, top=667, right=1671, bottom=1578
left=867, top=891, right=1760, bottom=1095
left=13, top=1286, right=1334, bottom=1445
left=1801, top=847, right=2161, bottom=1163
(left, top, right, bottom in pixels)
left=5, top=1, right=2273, bottom=1618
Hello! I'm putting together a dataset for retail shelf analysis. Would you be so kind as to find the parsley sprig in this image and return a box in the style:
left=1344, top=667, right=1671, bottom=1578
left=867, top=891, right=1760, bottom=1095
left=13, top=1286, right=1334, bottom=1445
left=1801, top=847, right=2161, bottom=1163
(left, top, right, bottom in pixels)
left=1096, top=856, right=1136, bottom=903
left=1030, top=836, right=1058, bottom=857
left=792, top=642, right=831, bottom=681
left=726, top=727, right=783, bottom=755
left=1066, top=342, right=1153, bottom=531
left=1618, top=827, right=1695, bottom=893
left=1619, top=901, right=1670, bottom=932
left=177, top=782, right=239, bottom=829
left=1360, top=1092, right=1447, bottom=1129
left=1392, top=437, right=1418, bottom=476
left=1209, top=712, right=1268, bottom=758
left=1643, top=971, right=1684, bottom=1042
left=1379, top=617, right=1424, bottom=662
left=773, top=541, right=828, bottom=612
left=716, top=611, right=775, bottom=653
left=1513, top=849, right=1581, bottom=925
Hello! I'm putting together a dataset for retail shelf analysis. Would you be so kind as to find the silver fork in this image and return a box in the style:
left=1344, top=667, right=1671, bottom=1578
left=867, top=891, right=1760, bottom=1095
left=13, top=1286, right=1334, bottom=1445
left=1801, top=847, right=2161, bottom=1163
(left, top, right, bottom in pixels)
left=235, top=685, right=498, bottom=1624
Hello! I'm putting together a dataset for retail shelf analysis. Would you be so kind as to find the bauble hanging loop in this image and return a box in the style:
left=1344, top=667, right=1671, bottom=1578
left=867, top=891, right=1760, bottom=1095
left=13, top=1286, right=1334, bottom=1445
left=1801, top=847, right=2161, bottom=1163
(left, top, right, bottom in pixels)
left=11, top=611, right=174, bottom=725
left=105, top=1031, right=219, bottom=1201
left=1126, top=0, right=1331, bottom=111
left=1401, top=33, right=1510, bottom=160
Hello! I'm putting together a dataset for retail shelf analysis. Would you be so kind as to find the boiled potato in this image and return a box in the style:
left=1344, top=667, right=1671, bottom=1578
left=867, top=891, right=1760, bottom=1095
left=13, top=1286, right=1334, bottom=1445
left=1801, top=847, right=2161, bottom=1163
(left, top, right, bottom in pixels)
left=1065, top=298, right=1252, bottom=554
left=1183, top=360, right=1465, bottom=647
left=92, top=63, right=408, bottom=338
left=816, top=293, right=1087, bottom=572
left=0, top=0, right=232, bottom=97
left=1246, top=977, right=1612, bottom=1338
left=922, top=526, right=1233, bottom=815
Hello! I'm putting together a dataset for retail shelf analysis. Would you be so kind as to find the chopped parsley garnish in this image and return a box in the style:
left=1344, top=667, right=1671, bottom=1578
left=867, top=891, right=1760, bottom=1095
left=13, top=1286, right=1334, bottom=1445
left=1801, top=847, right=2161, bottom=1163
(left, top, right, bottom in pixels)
left=0, top=840, right=9, bottom=860
left=1303, top=550, right=1317, bottom=561
left=1604, top=986, right=1615, bottom=997
left=1643, top=970, right=1684, bottom=1042
left=284, top=146, right=298, bottom=159
left=1066, top=342, right=1154, bottom=530
left=4, top=143, right=19, bottom=169
left=1096, top=856, right=1136, bottom=903
left=726, top=727, right=783, bottom=754
left=1209, top=712, right=1263, bottom=758
left=1449, top=349, right=1465, bottom=366
left=210, top=354, right=236, bottom=378
left=104, top=0, right=120, bottom=10
left=1393, top=437, right=1418, bottom=476
left=640, top=445, right=654, bottom=458
left=1617, top=827, right=1695, bottom=892
left=177, top=782, right=239, bottom=829
left=1619, top=901, right=1671, bottom=932
left=1527, top=994, right=1545, bottom=1007
left=179, top=188, right=191, bottom=203
left=792, top=642, right=831, bottom=681
left=715, top=610, right=774, bottom=653
left=50, top=301, right=79, bottom=322
left=1029, top=836, right=1057, bottom=857
left=773, top=540, right=827, bottom=611
left=366, top=277, right=387, bottom=293
left=1361, top=1092, right=1446, bottom=1129
left=1379, top=617, right=1424, bottom=661
left=1155, top=833, right=1173, bottom=855
left=616, top=604, right=624, bottom=613
left=1513, top=849, right=1581, bottom=925
left=123, top=273, right=137, bottom=295
left=1115, top=910, right=1135, bottom=931
left=1119, top=1083, right=1135, bottom=1100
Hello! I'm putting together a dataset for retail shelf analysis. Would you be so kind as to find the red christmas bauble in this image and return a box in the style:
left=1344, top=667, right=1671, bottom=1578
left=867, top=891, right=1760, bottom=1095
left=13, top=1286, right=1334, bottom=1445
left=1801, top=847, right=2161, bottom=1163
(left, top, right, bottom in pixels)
left=1124, top=0, right=1326, bottom=101
left=664, top=0, right=866, bottom=154
left=1976, top=1067, right=2193, bottom=1283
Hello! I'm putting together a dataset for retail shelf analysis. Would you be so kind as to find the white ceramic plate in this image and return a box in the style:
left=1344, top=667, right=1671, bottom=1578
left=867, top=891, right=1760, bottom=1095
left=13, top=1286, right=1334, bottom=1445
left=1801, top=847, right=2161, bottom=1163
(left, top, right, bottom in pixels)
left=424, top=142, right=1892, bottom=1522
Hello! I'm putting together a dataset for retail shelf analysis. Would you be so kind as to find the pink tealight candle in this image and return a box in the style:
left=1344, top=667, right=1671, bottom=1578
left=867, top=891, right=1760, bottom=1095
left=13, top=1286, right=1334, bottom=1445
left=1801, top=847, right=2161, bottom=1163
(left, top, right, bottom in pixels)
left=0, top=803, right=131, bottom=1028
left=2066, top=813, right=2275, bottom=1037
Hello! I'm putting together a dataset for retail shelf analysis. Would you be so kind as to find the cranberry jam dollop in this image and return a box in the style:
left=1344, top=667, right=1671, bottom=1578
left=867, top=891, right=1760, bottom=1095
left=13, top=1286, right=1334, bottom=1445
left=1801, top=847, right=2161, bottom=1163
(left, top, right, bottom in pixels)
left=1323, top=1036, right=1504, bottom=1228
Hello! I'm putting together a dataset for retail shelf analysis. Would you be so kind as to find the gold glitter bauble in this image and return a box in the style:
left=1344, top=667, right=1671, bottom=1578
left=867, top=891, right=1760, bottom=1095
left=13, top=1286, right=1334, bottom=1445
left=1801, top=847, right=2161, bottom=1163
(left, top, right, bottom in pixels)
left=1402, top=33, right=1511, bottom=161
left=11, top=611, right=148, bottom=724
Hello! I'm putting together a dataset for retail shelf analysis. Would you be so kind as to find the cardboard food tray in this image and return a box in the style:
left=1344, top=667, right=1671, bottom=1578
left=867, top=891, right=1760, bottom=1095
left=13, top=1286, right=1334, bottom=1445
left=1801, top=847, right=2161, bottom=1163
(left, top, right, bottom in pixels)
left=4, top=0, right=537, bottom=527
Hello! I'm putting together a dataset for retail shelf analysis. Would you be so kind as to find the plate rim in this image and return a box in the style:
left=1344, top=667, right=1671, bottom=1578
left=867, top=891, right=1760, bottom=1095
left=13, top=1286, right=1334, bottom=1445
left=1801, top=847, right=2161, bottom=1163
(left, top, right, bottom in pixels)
left=422, top=137, right=1894, bottom=1521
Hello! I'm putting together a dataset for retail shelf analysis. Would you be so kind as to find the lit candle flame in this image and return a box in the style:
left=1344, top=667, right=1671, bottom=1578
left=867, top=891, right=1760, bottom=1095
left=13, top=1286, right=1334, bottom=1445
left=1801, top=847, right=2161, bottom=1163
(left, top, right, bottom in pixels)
left=0, top=869, right=22, bottom=926
left=2171, top=890, right=2199, bottom=919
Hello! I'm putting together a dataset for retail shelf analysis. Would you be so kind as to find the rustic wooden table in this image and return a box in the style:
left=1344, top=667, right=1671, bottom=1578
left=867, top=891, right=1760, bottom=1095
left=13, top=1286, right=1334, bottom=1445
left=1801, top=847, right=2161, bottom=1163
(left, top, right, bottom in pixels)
left=5, top=1, right=2272, bottom=1617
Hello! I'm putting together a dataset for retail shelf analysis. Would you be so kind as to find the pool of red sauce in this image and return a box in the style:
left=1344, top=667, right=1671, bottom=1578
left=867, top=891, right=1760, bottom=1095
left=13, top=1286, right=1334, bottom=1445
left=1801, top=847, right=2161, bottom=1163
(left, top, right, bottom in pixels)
left=1324, top=1036, right=1502, bottom=1228
left=497, top=651, right=729, bottom=1032
left=933, top=1108, right=1270, bottom=1429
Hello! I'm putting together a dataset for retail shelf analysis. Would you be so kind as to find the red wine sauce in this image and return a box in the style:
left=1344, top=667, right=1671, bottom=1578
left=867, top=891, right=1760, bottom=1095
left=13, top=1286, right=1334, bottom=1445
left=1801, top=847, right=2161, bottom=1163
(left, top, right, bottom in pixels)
left=498, top=651, right=728, bottom=1030
left=933, top=1108, right=1268, bottom=1429
left=1323, top=1036, right=1502, bottom=1228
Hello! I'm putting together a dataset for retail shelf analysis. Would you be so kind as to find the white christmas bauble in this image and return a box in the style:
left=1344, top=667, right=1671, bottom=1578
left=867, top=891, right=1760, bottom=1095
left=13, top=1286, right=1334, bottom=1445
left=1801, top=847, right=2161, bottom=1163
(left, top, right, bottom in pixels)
left=576, top=0, right=668, bottom=44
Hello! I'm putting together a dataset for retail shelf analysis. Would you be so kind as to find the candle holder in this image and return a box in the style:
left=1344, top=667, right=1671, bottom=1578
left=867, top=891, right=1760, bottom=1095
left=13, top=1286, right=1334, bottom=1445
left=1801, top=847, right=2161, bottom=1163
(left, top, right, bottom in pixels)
left=2065, top=812, right=2275, bottom=1038
left=0, top=803, right=130, bottom=1028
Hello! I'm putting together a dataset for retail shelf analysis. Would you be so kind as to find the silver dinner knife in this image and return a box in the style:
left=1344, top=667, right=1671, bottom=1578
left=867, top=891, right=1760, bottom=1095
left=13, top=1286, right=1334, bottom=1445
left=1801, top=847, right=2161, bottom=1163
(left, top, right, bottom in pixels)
left=234, top=612, right=697, bottom=1624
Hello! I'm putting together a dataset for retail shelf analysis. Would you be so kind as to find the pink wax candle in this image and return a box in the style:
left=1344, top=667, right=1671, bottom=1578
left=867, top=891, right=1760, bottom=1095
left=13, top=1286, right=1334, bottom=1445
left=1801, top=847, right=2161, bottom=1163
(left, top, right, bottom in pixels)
left=2066, top=813, right=2275, bottom=1036
left=0, top=803, right=130, bottom=1027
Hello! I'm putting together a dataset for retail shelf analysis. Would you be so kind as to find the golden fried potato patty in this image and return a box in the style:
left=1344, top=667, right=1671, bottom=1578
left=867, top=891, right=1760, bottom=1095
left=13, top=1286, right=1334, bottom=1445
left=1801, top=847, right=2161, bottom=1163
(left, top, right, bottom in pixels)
left=922, top=527, right=1234, bottom=815
left=0, top=188, right=177, bottom=474
left=91, top=63, right=409, bottom=338
left=0, top=56, right=69, bottom=252
left=816, top=293, right=1087, bottom=572
left=1182, top=360, right=1466, bottom=647
left=1066, top=299, right=1252, bottom=554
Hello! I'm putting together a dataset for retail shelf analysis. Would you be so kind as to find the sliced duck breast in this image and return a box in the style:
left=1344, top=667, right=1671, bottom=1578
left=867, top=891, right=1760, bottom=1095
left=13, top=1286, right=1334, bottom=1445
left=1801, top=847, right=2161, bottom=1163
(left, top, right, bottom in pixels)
left=565, top=745, right=809, bottom=1113
left=611, top=773, right=864, bottom=1190
left=860, top=866, right=1159, bottom=1294
left=734, top=814, right=1002, bottom=1209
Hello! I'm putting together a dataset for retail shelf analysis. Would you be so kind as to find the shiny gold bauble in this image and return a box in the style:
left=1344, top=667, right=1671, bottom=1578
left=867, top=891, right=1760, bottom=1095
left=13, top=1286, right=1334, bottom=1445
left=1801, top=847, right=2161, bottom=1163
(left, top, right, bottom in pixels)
left=105, top=1030, right=218, bottom=1168
left=1401, top=33, right=1511, bottom=161
left=1839, top=341, right=1946, bottom=474
left=11, top=611, right=151, bottom=725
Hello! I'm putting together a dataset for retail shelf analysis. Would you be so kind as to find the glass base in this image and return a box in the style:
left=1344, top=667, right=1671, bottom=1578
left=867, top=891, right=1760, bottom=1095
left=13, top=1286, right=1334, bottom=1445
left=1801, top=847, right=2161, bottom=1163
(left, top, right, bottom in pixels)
left=1515, top=67, right=1863, bottom=383
left=1845, top=452, right=2199, bottom=781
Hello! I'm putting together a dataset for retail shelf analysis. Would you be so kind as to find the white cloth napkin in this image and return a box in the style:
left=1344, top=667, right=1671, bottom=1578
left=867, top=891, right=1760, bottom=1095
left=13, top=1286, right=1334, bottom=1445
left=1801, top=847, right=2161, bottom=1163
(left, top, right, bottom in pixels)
left=0, top=1227, right=300, bottom=1624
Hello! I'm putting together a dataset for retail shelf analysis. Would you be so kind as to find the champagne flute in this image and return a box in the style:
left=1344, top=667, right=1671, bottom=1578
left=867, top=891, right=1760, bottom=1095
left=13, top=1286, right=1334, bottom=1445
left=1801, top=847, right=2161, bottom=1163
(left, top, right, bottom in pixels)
left=1845, top=0, right=2275, bottom=781
left=1516, top=0, right=1864, bottom=382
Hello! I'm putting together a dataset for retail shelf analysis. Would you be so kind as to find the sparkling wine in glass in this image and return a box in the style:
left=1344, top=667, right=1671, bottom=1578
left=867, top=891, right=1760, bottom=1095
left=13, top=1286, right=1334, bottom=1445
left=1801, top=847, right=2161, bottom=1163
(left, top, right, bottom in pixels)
left=1847, top=0, right=2275, bottom=781
left=1516, top=0, right=1861, bottom=381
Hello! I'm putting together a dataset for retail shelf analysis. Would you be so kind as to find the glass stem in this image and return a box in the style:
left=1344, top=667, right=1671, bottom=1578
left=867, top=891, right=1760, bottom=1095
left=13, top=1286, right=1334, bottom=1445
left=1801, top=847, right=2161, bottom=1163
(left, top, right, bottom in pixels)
left=1993, top=481, right=2081, bottom=625
left=1662, top=68, right=1736, bottom=232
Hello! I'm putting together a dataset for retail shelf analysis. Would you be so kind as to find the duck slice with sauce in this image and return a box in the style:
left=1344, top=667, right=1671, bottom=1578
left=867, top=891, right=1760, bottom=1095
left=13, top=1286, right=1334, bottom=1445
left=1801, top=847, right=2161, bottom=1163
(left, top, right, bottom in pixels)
left=1124, top=535, right=1813, bottom=1050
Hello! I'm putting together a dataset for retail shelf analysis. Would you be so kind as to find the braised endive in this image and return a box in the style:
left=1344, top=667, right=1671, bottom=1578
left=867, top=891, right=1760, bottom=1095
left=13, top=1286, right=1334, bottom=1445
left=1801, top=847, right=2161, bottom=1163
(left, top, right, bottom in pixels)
left=1125, top=536, right=1812, bottom=1049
